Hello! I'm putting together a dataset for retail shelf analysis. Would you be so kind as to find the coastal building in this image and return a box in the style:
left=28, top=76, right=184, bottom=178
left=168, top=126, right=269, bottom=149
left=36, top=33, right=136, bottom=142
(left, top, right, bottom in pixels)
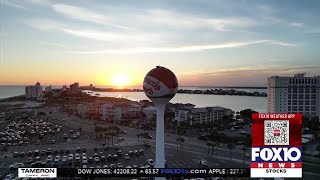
left=142, top=106, right=157, bottom=119
left=62, top=85, right=68, bottom=90
left=69, top=82, right=80, bottom=94
left=99, top=102, right=141, bottom=122
left=267, top=73, right=320, bottom=117
left=168, top=103, right=196, bottom=113
left=174, top=106, right=232, bottom=125
left=25, top=82, right=42, bottom=99
left=45, top=85, right=52, bottom=92
left=122, top=103, right=141, bottom=118
left=77, top=103, right=92, bottom=117
left=139, top=100, right=153, bottom=108
left=99, top=103, right=123, bottom=122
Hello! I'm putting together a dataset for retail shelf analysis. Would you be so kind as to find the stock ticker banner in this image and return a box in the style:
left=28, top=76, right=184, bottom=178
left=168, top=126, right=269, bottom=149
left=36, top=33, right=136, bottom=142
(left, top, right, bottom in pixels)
left=18, top=168, right=250, bottom=178
left=251, top=113, right=302, bottom=178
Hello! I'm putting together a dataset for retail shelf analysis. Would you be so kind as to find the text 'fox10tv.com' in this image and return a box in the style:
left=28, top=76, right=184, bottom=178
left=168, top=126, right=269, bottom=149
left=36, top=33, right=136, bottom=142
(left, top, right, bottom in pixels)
left=251, top=113, right=303, bottom=178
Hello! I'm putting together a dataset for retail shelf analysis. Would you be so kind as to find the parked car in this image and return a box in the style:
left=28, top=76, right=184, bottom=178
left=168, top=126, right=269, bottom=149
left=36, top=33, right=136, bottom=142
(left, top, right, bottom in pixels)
left=144, top=142, right=151, bottom=148
left=61, top=156, right=67, bottom=165
left=54, top=156, right=60, bottom=164
left=199, top=159, right=208, bottom=166
left=139, top=149, right=144, bottom=154
left=82, top=157, right=88, bottom=164
left=47, top=155, right=52, bottom=162
left=125, top=154, right=130, bottom=160
left=88, top=157, right=93, bottom=163
left=100, top=155, right=106, bottom=162
left=116, top=163, right=123, bottom=168
left=68, top=154, right=74, bottom=164
left=128, top=151, right=133, bottom=156
left=34, top=150, right=40, bottom=156
left=9, top=163, right=24, bottom=169
left=107, top=154, right=112, bottom=161
left=147, top=159, right=154, bottom=166
left=117, top=150, right=123, bottom=156
left=114, top=144, right=119, bottom=150
left=19, top=152, right=26, bottom=157
left=26, top=157, right=33, bottom=164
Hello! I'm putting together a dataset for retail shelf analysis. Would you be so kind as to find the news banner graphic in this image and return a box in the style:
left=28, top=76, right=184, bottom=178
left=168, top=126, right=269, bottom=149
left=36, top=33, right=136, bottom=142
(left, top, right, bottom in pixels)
left=251, top=113, right=302, bottom=178
left=18, top=168, right=250, bottom=178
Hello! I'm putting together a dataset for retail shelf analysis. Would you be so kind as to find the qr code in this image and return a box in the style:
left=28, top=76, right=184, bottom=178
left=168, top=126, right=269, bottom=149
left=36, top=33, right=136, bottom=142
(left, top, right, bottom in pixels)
left=264, top=120, right=289, bottom=145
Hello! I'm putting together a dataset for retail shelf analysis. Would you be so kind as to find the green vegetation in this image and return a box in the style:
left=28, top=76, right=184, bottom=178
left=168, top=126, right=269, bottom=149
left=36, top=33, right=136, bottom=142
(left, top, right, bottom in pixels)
left=239, top=109, right=258, bottom=120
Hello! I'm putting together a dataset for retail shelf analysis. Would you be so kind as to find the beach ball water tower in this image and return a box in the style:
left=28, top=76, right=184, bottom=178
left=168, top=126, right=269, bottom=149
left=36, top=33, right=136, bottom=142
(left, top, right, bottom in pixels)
left=143, top=66, right=178, bottom=172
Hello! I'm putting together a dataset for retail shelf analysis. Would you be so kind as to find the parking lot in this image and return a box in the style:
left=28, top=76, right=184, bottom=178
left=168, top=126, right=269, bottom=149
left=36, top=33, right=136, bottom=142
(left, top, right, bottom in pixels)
left=0, top=108, right=267, bottom=180
left=1, top=138, right=251, bottom=178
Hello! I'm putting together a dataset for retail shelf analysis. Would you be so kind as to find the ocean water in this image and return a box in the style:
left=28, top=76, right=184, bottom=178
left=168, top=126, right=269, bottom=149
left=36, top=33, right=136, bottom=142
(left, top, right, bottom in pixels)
left=0, top=86, right=267, bottom=112
left=0, top=86, right=26, bottom=99
left=88, top=91, right=267, bottom=113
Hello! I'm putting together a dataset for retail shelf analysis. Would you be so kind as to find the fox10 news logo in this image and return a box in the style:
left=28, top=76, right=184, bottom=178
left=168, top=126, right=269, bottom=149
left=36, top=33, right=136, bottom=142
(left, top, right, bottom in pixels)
left=251, top=113, right=302, bottom=178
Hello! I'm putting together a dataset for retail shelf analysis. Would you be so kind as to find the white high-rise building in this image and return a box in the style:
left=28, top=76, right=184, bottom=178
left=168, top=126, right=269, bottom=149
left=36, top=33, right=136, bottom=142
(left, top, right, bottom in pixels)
left=25, top=82, right=43, bottom=99
left=267, top=73, right=320, bottom=117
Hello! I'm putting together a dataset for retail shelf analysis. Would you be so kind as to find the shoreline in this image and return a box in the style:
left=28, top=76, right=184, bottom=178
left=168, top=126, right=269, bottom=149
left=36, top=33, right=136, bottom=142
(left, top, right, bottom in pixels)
left=82, top=87, right=267, bottom=97
left=0, top=94, right=25, bottom=102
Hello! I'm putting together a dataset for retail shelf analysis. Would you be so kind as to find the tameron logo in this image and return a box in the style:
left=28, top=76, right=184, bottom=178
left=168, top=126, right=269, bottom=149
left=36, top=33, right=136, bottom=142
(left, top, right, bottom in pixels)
left=18, top=168, right=57, bottom=178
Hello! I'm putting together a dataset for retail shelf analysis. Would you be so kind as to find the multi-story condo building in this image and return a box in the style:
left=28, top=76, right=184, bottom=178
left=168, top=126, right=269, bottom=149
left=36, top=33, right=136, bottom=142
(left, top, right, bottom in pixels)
left=98, top=102, right=141, bottom=122
left=174, top=106, right=232, bottom=125
left=25, top=82, right=42, bottom=99
left=267, top=73, right=320, bottom=117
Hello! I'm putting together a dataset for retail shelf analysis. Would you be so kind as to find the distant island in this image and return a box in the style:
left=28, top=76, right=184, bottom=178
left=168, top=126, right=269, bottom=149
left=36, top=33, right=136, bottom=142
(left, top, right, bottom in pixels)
left=81, top=87, right=267, bottom=97
left=177, top=89, right=267, bottom=97
left=184, top=86, right=267, bottom=89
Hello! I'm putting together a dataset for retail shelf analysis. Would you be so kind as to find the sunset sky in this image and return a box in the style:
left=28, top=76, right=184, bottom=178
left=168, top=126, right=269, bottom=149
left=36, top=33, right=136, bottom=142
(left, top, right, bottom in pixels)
left=0, top=0, right=320, bottom=87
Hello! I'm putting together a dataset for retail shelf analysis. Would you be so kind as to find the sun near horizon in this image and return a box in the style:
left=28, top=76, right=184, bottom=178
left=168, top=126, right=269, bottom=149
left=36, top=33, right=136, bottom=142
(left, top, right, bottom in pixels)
left=111, top=72, right=130, bottom=88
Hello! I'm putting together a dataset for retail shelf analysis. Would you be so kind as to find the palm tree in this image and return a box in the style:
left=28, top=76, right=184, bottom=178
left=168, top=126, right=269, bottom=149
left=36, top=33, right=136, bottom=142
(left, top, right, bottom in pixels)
left=49, top=111, right=52, bottom=119
left=105, top=132, right=111, bottom=147
left=180, top=137, right=185, bottom=149
left=302, top=146, right=307, bottom=154
left=242, top=147, right=247, bottom=163
left=227, top=144, right=235, bottom=160
left=176, top=136, right=185, bottom=149
left=215, top=142, right=220, bottom=156
left=98, top=133, right=103, bottom=146
left=145, top=133, right=152, bottom=142
left=316, top=145, right=320, bottom=156
left=1, top=146, right=8, bottom=158
left=137, top=133, right=143, bottom=142
left=113, top=126, right=120, bottom=143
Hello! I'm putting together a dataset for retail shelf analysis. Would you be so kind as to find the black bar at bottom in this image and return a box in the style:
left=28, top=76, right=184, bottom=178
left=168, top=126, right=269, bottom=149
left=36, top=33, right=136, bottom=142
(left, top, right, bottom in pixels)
left=58, top=168, right=250, bottom=177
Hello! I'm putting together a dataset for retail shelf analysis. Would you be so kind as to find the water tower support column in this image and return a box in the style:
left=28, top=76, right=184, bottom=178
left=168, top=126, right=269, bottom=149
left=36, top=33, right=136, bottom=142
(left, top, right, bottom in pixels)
left=155, top=103, right=166, bottom=169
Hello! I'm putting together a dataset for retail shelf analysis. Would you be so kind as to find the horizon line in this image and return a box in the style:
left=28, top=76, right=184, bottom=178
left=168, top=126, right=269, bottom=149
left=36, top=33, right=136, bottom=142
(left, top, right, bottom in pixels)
left=0, top=84, right=267, bottom=88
